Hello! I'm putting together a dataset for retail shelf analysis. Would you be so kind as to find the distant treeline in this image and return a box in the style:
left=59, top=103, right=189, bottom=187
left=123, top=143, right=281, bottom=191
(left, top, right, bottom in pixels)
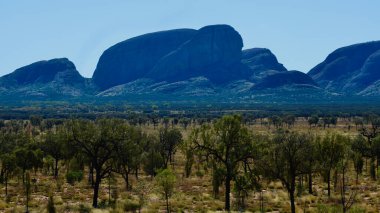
left=1, top=101, right=380, bottom=120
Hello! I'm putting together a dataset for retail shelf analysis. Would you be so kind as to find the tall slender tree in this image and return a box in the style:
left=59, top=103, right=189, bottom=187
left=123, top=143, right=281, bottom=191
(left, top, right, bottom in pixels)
left=159, top=128, right=183, bottom=168
left=114, top=125, right=146, bottom=190
left=42, top=128, right=67, bottom=178
left=1, top=153, right=16, bottom=196
left=258, top=131, right=313, bottom=213
left=68, top=119, right=123, bottom=207
left=190, top=115, right=256, bottom=211
left=316, top=133, right=346, bottom=197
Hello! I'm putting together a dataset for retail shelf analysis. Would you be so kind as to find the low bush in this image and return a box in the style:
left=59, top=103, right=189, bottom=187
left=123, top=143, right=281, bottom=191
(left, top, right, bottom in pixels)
left=66, top=171, right=83, bottom=185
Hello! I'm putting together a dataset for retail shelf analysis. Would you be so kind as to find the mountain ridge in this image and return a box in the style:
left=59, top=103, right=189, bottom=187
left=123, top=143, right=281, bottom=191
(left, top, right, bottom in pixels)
left=308, top=40, right=380, bottom=95
left=0, top=25, right=379, bottom=102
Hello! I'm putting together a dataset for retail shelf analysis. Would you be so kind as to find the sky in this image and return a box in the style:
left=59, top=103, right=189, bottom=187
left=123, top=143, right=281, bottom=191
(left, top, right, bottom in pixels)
left=0, top=0, right=379, bottom=77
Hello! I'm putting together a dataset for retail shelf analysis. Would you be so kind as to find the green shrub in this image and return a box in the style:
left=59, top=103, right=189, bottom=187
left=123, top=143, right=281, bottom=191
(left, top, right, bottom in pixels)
left=78, top=204, right=91, bottom=213
left=123, top=200, right=140, bottom=212
left=316, top=204, right=343, bottom=213
left=329, top=206, right=342, bottom=213
left=195, top=170, right=204, bottom=178
left=66, top=171, right=83, bottom=185
left=98, top=199, right=108, bottom=209
left=316, top=204, right=329, bottom=213
left=350, top=206, right=366, bottom=213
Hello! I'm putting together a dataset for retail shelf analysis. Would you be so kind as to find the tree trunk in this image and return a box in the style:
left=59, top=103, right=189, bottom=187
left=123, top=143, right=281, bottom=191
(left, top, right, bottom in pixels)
left=26, top=180, right=29, bottom=213
left=5, top=175, right=8, bottom=196
left=165, top=192, right=170, bottom=213
left=54, top=158, right=59, bottom=178
left=341, top=166, right=347, bottom=213
left=225, top=173, right=231, bottom=211
left=356, top=171, right=359, bottom=185
left=92, top=172, right=101, bottom=208
left=124, top=174, right=129, bottom=191
left=89, top=164, right=94, bottom=187
left=289, top=181, right=296, bottom=213
left=135, top=169, right=139, bottom=180
left=22, top=169, right=25, bottom=185
left=333, top=170, right=338, bottom=192
left=308, top=172, right=313, bottom=194
left=0, top=168, right=4, bottom=184
left=327, top=171, right=331, bottom=197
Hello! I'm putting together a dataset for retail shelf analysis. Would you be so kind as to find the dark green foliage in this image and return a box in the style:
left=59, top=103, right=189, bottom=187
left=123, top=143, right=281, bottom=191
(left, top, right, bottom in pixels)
left=233, top=173, right=259, bottom=211
left=159, top=127, right=183, bottom=167
left=42, top=128, right=68, bottom=178
left=372, top=136, right=380, bottom=162
left=258, top=131, right=314, bottom=213
left=1, top=153, right=16, bottom=195
left=142, top=136, right=165, bottom=177
left=352, top=153, right=364, bottom=176
left=123, top=201, right=141, bottom=212
left=114, top=125, right=146, bottom=190
left=66, top=171, right=83, bottom=185
left=181, top=140, right=194, bottom=178
left=283, top=114, right=296, bottom=128
left=212, top=164, right=224, bottom=198
left=351, top=135, right=370, bottom=157
left=322, top=116, right=337, bottom=128
left=359, top=117, right=380, bottom=180
left=354, top=117, right=364, bottom=129
left=190, top=115, right=256, bottom=211
left=316, top=133, right=348, bottom=197
left=308, top=115, right=319, bottom=127
left=14, top=147, right=39, bottom=183
left=29, top=115, right=43, bottom=127
left=78, top=204, right=91, bottom=213
left=68, top=119, right=125, bottom=208
left=269, top=115, right=282, bottom=128
left=155, top=169, right=176, bottom=213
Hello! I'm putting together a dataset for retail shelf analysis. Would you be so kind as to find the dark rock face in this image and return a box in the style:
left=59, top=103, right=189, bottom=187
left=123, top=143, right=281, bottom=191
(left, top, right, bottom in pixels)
left=93, top=25, right=251, bottom=90
left=92, top=29, right=197, bottom=90
left=0, top=58, right=94, bottom=98
left=0, top=58, right=84, bottom=87
left=347, top=50, right=380, bottom=89
left=146, top=25, right=249, bottom=83
left=308, top=41, right=380, bottom=93
left=92, top=24, right=318, bottom=97
left=254, top=71, right=317, bottom=89
left=241, top=48, right=287, bottom=81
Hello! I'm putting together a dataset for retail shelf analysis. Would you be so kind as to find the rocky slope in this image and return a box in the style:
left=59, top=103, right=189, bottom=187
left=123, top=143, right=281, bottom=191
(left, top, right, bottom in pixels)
left=97, top=77, right=216, bottom=97
left=253, top=71, right=317, bottom=90
left=308, top=41, right=380, bottom=95
left=241, top=48, right=287, bottom=81
left=0, top=58, right=95, bottom=98
left=92, top=29, right=197, bottom=90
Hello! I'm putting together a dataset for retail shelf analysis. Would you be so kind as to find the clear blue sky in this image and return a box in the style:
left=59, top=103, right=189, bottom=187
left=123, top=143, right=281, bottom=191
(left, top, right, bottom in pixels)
left=1, top=0, right=379, bottom=77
